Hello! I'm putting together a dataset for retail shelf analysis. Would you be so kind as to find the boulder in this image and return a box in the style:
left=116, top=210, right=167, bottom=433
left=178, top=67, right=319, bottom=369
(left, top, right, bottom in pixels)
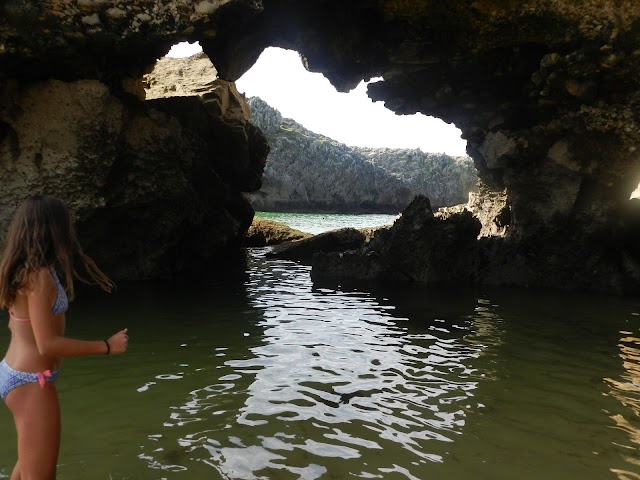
left=312, top=196, right=481, bottom=284
left=244, top=218, right=310, bottom=247
left=269, top=228, right=367, bottom=263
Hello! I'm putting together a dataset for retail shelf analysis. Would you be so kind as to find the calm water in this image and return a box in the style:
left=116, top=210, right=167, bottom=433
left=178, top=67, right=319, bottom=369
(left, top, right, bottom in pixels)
left=253, top=212, right=398, bottom=235
left=0, top=215, right=639, bottom=479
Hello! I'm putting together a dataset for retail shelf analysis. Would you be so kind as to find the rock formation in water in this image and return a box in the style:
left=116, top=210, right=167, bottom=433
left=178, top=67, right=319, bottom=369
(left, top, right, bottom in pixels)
left=1, top=1, right=640, bottom=293
left=313, top=196, right=481, bottom=284
left=247, top=97, right=477, bottom=213
left=244, top=218, right=310, bottom=247
left=269, top=228, right=370, bottom=263
left=0, top=52, right=268, bottom=280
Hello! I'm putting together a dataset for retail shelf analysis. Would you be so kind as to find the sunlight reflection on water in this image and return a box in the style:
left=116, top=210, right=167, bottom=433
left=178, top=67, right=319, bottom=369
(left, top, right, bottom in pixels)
left=136, top=251, right=495, bottom=479
left=605, top=330, right=640, bottom=479
left=3, top=249, right=639, bottom=479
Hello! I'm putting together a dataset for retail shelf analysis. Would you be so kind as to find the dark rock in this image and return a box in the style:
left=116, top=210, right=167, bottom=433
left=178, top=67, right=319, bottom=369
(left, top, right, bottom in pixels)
left=244, top=218, right=310, bottom=247
left=269, top=228, right=367, bottom=263
left=0, top=77, right=264, bottom=281
left=312, top=196, right=481, bottom=284
left=2, top=1, right=640, bottom=293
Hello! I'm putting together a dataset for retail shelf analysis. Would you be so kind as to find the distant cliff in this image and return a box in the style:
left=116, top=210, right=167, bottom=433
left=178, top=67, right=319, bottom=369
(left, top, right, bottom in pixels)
left=247, top=97, right=477, bottom=213
left=360, top=149, right=478, bottom=208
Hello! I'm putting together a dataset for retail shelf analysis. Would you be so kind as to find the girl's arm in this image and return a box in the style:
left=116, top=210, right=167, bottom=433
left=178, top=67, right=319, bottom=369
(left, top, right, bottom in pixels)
left=28, top=268, right=128, bottom=357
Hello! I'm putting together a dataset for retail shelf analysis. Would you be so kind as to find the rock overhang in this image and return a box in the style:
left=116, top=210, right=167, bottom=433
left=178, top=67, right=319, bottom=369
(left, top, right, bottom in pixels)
left=2, top=0, right=640, bottom=292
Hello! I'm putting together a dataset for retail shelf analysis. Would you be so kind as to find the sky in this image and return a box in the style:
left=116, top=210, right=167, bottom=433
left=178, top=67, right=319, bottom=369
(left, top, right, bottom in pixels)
left=167, top=42, right=468, bottom=156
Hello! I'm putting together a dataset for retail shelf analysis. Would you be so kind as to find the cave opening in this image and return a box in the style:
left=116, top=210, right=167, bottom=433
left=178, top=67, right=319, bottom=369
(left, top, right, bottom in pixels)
left=147, top=43, right=477, bottom=215
left=234, top=47, right=468, bottom=157
left=157, top=43, right=468, bottom=157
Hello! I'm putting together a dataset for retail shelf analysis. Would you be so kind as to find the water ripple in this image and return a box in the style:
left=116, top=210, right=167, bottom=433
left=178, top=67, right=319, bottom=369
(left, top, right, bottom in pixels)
left=137, top=254, right=492, bottom=478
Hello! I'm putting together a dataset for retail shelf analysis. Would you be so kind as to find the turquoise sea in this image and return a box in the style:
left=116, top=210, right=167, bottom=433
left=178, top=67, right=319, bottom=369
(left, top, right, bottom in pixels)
left=253, top=212, right=399, bottom=235
left=0, top=213, right=639, bottom=479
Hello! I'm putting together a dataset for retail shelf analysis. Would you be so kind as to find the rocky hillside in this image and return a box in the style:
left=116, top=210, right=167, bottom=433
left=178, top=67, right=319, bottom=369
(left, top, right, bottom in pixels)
left=360, top=149, right=478, bottom=208
left=247, top=97, right=477, bottom=213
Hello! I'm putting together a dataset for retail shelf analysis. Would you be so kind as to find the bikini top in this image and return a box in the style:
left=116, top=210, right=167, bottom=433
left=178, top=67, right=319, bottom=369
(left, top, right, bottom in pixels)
left=8, top=268, right=69, bottom=322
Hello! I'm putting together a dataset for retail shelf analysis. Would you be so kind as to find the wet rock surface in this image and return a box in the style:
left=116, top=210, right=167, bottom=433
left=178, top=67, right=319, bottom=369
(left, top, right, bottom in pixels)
left=312, top=196, right=481, bottom=285
left=268, top=228, right=368, bottom=263
left=0, top=76, right=266, bottom=280
left=244, top=218, right=310, bottom=247
left=2, top=1, right=640, bottom=292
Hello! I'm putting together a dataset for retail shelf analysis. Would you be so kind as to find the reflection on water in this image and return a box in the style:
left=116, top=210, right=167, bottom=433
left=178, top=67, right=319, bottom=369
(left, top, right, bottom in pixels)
left=605, top=323, right=640, bottom=480
left=137, top=251, right=500, bottom=479
left=0, top=249, right=639, bottom=479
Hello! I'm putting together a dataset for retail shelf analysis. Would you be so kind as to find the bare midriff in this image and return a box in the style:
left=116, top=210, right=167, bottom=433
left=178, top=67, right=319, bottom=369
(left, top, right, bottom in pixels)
left=5, top=314, right=65, bottom=373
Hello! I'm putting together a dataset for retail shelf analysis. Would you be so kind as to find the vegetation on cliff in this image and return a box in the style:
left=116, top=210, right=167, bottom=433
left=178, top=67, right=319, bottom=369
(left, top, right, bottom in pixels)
left=247, top=97, right=477, bottom=213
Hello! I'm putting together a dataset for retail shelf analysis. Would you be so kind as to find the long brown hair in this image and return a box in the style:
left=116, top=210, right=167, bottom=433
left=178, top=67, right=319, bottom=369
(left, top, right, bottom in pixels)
left=0, top=195, right=113, bottom=308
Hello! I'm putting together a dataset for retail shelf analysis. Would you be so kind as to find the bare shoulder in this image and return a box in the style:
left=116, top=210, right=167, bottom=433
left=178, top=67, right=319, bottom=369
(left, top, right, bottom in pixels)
left=25, top=267, right=56, bottom=297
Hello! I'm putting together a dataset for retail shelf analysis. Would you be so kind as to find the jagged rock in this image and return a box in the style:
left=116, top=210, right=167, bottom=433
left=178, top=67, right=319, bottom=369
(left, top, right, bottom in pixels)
left=143, top=52, right=219, bottom=100
left=466, top=182, right=510, bottom=238
left=0, top=76, right=265, bottom=280
left=312, top=196, right=481, bottom=283
left=146, top=92, right=267, bottom=192
left=359, top=148, right=477, bottom=208
left=142, top=54, right=269, bottom=192
left=269, top=228, right=367, bottom=263
left=247, top=97, right=415, bottom=213
left=2, top=1, right=640, bottom=292
left=247, top=97, right=477, bottom=212
left=244, top=218, right=310, bottom=247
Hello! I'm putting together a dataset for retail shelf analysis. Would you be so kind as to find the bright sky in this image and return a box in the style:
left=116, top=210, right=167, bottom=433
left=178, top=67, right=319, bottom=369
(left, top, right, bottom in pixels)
left=167, top=42, right=468, bottom=156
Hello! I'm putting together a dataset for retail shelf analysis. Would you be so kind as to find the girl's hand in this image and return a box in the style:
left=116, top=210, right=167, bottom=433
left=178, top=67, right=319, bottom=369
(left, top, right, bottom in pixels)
left=107, top=328, right=129, bottom=355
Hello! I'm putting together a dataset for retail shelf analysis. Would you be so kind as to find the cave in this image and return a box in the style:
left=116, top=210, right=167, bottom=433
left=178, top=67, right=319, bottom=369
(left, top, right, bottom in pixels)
left=1, top=1, right=639, bottom=294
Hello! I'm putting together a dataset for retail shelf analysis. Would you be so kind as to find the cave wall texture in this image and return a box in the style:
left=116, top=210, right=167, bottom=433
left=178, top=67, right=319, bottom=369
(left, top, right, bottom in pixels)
left=1, top=0, right=640, bottom=293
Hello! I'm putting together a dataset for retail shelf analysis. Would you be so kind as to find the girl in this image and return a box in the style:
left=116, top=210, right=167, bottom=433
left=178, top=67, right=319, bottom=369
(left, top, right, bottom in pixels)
left=0, top=195, right=129, bottom=479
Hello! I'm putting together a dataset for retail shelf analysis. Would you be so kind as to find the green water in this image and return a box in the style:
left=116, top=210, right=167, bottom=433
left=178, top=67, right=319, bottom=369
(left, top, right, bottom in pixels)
left=0, top=219, right=639, bottom=478
left=253, top=212, right=399, bottom=235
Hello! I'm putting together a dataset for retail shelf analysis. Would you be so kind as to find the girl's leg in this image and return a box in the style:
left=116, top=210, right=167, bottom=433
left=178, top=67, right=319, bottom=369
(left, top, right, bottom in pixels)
left=6, top=382, right=61, bottom=480
left=10, top=461, right=20, bottom=480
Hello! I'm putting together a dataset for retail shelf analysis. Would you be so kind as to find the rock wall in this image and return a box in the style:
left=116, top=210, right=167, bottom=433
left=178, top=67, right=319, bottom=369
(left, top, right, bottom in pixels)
left=313, top=196, right=481, bottom=284
left=246, top=97, right=414, bottom=213
left=2, top=1, right=640, bottom=293
left=0, top=74, right=267, bottom=280
left=360, top=149, right=477, bottom=209
left=247, top=96, right=477, bottom=213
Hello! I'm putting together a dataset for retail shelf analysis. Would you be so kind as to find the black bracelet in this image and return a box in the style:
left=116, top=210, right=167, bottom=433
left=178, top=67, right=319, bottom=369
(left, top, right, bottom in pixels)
left=104, top=339, right=110, bottom=355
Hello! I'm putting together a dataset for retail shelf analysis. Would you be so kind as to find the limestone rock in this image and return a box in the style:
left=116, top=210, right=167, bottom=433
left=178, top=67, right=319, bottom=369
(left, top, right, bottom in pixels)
left=0, top=77, right=262, bottom=280
left=247, top=97, right=414, bottom=213
left=466, top=182, right=510, bottom=238
left=144, top=52, right=219, bottom=100
left=248, top=96, right=477, bottom=213
left=359, top=148, right=477, bottom=209
left=143, top=54, right=268, bottom=192
left=312, top=196, right=481, bottom=284
left=244, top=218, right=310, bottom=247
left=269, top=228, right=367, bottom=263
left=2, top=0, right=640, bottom=292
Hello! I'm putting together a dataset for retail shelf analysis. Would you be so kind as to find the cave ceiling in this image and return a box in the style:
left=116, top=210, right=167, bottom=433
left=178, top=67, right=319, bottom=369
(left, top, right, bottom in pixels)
left=2, top=0, right=639, bottom=198
left=2, top=1, right=640, bottom=292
